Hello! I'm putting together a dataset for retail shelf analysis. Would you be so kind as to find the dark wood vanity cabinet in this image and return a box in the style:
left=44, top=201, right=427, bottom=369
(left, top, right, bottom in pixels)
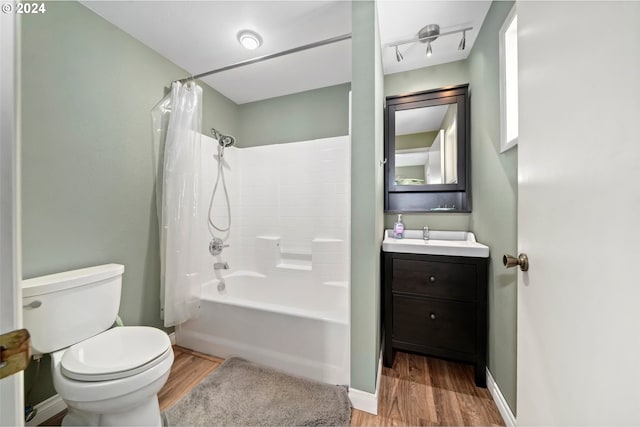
left=382, top=251, right=488, bottom=387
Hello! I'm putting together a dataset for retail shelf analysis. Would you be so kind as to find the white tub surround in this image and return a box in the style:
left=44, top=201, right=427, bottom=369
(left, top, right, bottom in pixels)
left=178, top=135, right=351, bottom=386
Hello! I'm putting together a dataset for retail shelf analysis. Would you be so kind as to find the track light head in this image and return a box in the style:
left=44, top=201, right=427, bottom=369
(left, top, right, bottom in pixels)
left=458, top=30, right=466, bottom=51
left=426, top=41, right=433, bottom=57
left=395, top=46, right=404, bottom=62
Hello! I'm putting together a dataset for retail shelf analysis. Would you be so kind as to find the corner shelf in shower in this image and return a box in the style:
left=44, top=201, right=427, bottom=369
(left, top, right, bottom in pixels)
left=255, top=235, right=347, bottom=275
left=276, top=263, right=312, bottom=271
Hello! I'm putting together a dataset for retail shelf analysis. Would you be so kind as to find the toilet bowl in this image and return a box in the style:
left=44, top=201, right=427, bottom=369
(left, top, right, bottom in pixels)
left=22, top=264, right=174, bottom=426
left=53, top=327, right=173, bottom=426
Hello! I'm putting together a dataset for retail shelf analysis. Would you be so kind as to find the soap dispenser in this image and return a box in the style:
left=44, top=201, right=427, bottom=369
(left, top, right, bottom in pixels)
left=393, top=214, right=405, bottom=239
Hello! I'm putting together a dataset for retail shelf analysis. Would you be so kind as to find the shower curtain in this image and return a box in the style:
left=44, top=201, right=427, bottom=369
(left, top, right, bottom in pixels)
left=152, top=81, right=202, bottom=327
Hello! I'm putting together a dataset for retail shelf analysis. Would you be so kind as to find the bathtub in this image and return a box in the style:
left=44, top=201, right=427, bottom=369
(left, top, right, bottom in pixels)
left=175, top=271, right=350, bottom=385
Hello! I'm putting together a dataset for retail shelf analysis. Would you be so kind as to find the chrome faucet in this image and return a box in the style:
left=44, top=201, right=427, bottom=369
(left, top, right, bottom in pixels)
left=214, top=262, right=229, bottom=270
left=423, top=226, right=430, bottom=241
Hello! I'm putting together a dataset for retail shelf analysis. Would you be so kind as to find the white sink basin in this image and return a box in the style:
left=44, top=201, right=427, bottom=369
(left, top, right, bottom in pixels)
left=382, top=229, right=489, bottom=258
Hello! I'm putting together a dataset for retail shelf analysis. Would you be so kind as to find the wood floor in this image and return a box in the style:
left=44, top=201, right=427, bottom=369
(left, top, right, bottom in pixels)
left=42, top=346, right=504, bottom=426
left=157, top=346, right=224, bottom=411
left=352, top=351, right=503, bottom=426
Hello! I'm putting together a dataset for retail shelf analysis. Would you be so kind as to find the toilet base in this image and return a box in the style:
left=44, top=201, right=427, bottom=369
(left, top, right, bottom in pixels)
left=62, top=396, right=162, bottom=427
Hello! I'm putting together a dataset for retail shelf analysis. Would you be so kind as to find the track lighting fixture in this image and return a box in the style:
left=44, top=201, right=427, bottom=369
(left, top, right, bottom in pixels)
left=458, top=30, right=466, bottom=51
left=388, top=24, right=472, bottom=60
left=395, top=46, right=404, bottom=62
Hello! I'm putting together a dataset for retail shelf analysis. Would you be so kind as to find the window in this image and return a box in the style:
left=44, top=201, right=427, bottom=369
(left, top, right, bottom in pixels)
left=499, top=4, right=518, bottom=152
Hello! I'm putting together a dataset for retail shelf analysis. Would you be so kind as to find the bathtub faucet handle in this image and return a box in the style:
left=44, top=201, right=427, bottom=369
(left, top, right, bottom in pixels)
left=209, top=237, right=229, bottom=256
left=214, top=262, right=229, bottom=270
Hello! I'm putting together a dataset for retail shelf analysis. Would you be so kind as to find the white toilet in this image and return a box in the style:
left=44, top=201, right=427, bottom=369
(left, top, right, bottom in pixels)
left=22, top=264, right=174, bottom=426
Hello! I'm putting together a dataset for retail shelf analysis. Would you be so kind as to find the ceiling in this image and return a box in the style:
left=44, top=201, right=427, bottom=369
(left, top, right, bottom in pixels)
left=81, top=1, right=491, bottom=105
left=396, top=104, right=448, bottom=135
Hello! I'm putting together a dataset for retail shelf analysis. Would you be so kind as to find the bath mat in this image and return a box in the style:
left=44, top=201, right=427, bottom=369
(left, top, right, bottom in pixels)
left=163, top=357, right=351, bottom=426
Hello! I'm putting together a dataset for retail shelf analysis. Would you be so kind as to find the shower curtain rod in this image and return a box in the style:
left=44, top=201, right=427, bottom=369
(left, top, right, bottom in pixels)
left=175, top=33, right=352, bottom=84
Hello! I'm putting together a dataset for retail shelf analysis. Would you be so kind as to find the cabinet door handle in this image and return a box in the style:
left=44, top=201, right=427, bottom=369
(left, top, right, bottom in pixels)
left=429, top=313, right=436, bottom=320
left=427, top=275, right=436, bottom=284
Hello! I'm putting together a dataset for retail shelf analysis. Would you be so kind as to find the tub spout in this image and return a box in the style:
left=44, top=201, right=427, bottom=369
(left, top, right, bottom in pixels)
left=214, top=262, right=229, bottom=270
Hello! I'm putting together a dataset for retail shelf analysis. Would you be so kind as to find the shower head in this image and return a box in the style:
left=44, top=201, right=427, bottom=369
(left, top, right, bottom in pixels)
left=211, top=128, right=236, bottom=147
left=219, top=134, right=235, bottom=147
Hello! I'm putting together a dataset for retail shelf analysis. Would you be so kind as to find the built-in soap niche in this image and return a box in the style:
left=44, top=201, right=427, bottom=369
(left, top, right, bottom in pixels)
left=255, top=236, right=348, bottom=284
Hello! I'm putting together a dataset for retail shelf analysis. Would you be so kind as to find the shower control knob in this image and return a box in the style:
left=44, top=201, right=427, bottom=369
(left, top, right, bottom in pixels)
left=209, top=237, right=229, bottom=256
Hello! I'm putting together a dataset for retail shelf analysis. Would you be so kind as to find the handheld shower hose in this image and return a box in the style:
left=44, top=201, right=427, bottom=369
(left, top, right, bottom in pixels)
left=207, top=128, right=235, bottom=255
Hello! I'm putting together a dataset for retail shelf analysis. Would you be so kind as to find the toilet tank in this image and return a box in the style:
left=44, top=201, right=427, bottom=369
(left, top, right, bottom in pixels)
left=22, top=264, right=124, bottom=354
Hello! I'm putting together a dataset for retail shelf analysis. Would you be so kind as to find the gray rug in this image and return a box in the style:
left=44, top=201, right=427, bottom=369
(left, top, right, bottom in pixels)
left=164, top=357, right=352, bottom=426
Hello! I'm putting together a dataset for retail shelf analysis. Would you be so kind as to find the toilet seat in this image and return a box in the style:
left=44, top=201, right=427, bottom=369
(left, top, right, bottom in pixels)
left=61, top=326, right=171, bottom=382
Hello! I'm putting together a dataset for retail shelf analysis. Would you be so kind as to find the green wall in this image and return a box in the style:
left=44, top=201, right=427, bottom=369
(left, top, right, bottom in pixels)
left=468, top=0, right=518, bottom=413
left=395, top=131, right=437, bottom=150
left=350, top=0, right=384, bottom=394
left=396, top=166, right=425, bottom=181
left=382, top=1, right=517, bottom=412
left=20, top=1, right=239, bottom=406
left=238, top=83, right=350, bottom=147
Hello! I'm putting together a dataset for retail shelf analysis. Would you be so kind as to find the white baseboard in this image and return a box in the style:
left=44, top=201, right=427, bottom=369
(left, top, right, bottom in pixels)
left=349, top=387, right=377, bottom=415
left=348, top=349, right=383, bottom=415
left=169, top=331, right=176, bottom=345
left=26, top=394, right=67, bottom=427
left=486, top=368, right=516, bottom=427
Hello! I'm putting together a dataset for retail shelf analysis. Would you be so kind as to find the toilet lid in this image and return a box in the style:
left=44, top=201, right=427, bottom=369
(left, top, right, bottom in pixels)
left=61, top=326, right=171, bottom=382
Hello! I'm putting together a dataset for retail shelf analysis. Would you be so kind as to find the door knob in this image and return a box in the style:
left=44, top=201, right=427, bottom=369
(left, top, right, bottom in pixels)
left=503, top=253, right=529, bottom=272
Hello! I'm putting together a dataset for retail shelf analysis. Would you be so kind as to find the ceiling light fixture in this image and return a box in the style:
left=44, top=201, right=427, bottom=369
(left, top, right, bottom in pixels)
left=237, top=30, right=262, bottom=50
left=458, top=30, right=466, bottom=51
left=395, top=46, right=404, bottom=62
left=388, top=24, right=473, bottom=60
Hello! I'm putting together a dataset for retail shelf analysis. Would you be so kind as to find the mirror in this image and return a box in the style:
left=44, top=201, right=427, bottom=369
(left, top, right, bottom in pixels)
left=385, top=84, right=470, bottom=212
left=394, top=103, right=458, bottom=186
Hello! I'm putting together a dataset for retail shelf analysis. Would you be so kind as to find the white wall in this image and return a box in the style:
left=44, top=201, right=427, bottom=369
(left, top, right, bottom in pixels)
left=199, top=135, right=351, bottom=286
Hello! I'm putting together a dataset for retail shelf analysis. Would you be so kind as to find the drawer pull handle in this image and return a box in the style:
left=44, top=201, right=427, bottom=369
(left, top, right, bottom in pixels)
left=428, top=275, right=436, bottom=283
left=429, top=313, right=436, bottom=320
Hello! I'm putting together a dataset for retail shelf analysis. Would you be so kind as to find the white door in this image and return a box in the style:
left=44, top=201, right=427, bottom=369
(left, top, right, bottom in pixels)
left=0, top=10, right=23, bottom=427
left=517, top=1, right=640, bottom=424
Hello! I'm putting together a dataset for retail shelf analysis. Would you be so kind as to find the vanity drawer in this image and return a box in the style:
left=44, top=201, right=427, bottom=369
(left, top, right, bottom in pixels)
left=392, top=295, right=476, bottom=355
left=392, top=258, right=476, bottom=301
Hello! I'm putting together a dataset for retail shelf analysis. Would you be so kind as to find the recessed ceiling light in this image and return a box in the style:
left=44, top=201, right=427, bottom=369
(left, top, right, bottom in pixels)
left=237, top=30, right=262, bottom=50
